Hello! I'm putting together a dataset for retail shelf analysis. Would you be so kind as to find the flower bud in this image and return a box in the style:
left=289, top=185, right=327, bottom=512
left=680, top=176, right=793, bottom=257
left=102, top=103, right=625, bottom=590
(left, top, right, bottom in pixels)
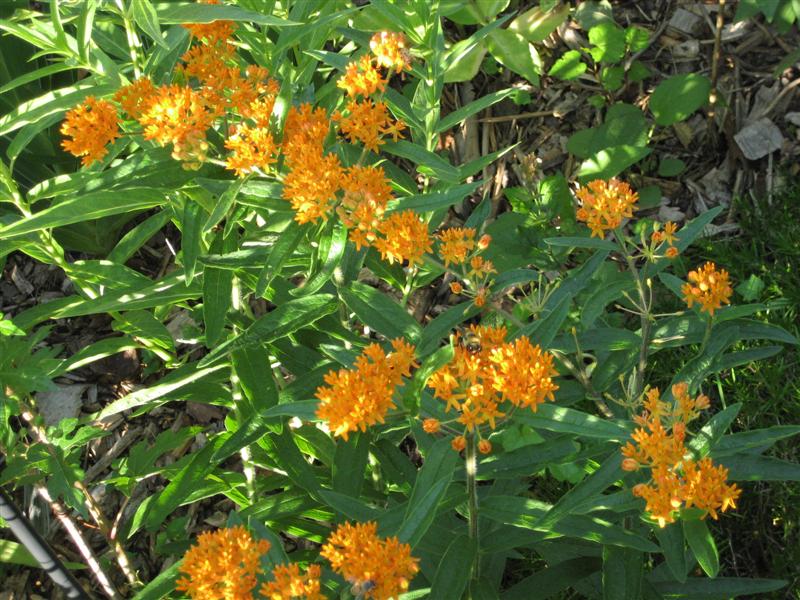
left=451, top=436, right=466, bottom=452
left=422, top=418, right=440, bottom=434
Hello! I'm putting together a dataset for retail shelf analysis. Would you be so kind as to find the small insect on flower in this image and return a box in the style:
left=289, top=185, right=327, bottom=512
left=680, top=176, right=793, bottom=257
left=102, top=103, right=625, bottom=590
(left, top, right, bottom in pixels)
left=459, top=327, right=482, bottom=354
left=350, top=579, right=377, bottom=597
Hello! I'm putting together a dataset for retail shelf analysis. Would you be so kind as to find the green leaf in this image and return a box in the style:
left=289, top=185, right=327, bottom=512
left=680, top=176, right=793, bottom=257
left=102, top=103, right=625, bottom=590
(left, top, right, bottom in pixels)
left=114, top=310, right=174, bottom=353
left=501, top=557, right=601, bottom=600
left=509, top=3, right=570, bottom=43
left=718, top=454, right=800, bottom=482
left=481, top=496, right=659, bottom=552
left=515, top=404, right=630, bottom=441
left=487, top=29, right=541, bottom=86
left=293, top=221, right=346, bottom=297
left=602, top=545, right=643, bottom=600
left=269, top=428, right=322, bottom=495
left=443, top=39, right=487, bottom=83
left=132, top=0, right=169, bottom=48
left=233, top=346, right=279, bottom=413
left=651, top=577, right=787, bottom=599
left=0, top=188, right=166, bottom=239
left=199, top=295, right=337, bottom=367
left=180, top=200, right=204, bottom=285
left=436, top=89, right=517, bottom=133
left=255, top=223, right=306, bottom=297
left=131, top=561, right=182, bottom=600
left=589, top=22, right=626, bottom=64
left=417, top=302, right=480, bottom=358
left=332, top=432, right=370, bottom=498
left=96, top=361, right=227, bottom=420
left=650, top=73, right=711, bottom=126
left=687, top=403, right=742, bottom=458
left=683, top=516, right=719, bottom=577
left=203, top=234, right=234, bottom=347
left=339, top=282, right=422, bottom=343
left=624, top=26, right=650, bottom=52
left=143, top=440, right=218, bottom=531
left=536, top=453, right=625, bottom=529
left=654, top=524, right=687, bottom=583
left=430, top=534, right=476, bottom=600
left=578, top=146, right=652, bottom=182
left=735, top=274, right=765, bottom=302
left=657, top=157, right=686, bottom=177
left=544, top=237, right=618, bottom=251
left=711, top=425, right=800, bottom=457
left=396, top=437, right=458, bottom=547
left=388, top=182, right=482, bottom=214
left=549, top=50, right=587, bottom=80
left=382, top=140, right=461, bottom=183
left=108, top=210, right=171, bottom=265
left=152, top=2, right=297, bottom=26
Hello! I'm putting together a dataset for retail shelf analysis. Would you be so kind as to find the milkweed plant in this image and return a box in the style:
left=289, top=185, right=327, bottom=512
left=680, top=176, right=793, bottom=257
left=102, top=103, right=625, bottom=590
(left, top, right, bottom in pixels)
left=0, top=1, right=798, bottom=599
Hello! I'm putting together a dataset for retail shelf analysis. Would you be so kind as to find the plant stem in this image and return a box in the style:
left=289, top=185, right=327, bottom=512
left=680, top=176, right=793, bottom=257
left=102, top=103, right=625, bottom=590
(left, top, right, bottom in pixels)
left=615, top=231, right=652, bottom=399
left=700, top=314, right=714, bottom=353
left=465, top=433, right=480, bottom=582
left=231, top=275, right=256, bottom=501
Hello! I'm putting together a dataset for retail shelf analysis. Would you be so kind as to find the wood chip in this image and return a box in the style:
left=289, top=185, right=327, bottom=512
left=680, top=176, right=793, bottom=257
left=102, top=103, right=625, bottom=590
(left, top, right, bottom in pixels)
left=668, top=8, right=703, bottom=37
left=734, top=117, right=785, bottom=160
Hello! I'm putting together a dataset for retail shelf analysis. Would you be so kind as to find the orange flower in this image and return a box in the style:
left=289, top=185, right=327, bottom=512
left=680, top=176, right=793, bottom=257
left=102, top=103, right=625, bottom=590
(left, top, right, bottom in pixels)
left=225, top=125, right=277, bottom=176
left=176, top=526, right=270, bottom=600
left=478, top=439, right=492, bottom=454
left=316, top=339, right=417, bottom=440
left=663, top=221, right=678, bottom=244
left=374, top=210, right=432, bottom=266
left=437, top=227, right=476, bottom=266
left=474, top=288, right=488, bottom=307
left=282, top=151, right=343, bottom=224
left=666, top=246, right=679, bottom=259
left=575, top=178, right=638, bottom=238
left=60, top=97, right=119, bottom=167
left=338, top=165, right=394, bottom=249
left=451, top=436, right=466, bottom=452
left=114, top=78, right=156, bottom=120
left=682, top=458, right=741, bottom=520
left=422, top=418, right=440, bottom=433
left=137, top=84, right=213, bottom=166
left=450, top=281, right=463, bottom=295
left=681, top=261, right=732, bottom=316
left=260, top=563, right=323, bottom=600
left=477, top=234, right=491, bottom=250
left=427, top=325, right=558, bottom=439
left=183, top=0, right=236, bottom=43
left=320, top=522, right=419, bottom=600
left=370, top=31, right=412, bottom=73
left=283, top=104, right=331, bottom=158
left=338, top=54, right=386, bottom=98
left=334, top=100, right=404, bottom=152
left=623, top=384, right=740, bottom=527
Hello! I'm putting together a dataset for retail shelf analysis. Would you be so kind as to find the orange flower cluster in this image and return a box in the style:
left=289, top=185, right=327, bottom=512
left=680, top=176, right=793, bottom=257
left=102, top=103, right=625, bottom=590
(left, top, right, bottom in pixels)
left=334, top=99, right=405, bottom=152
left=438, top=228, right=494, bottom=307
left=370, top=31, right=412, bottom=73
left=575, top=178, right=639, bottom=238
left=336, top=32, right=407, bottom=153
left=338, top=165, right=393, bottom=249
left=681, top=261, right=733, bottom=316
left=426, top=325, right=558, bottom=449
left=60, top=97, right=120, bottom=167
left=182, top=0, right=236, bottom=44
left=224, top=125, right=277, bottom=177
left=176, top=526, right=270, bottom=600
left=338, top=32, right=410, bottom=98
left=374, top=210, right=433, bottom=266
left=281, top=103, right=343, bottom=223
left=315, top=339, right=417, bottom=440
left=260, top=563, right=323, bottom=600
left=622, top=384, right=741, bottom=527
left=320, top=521, right=419, bottom=600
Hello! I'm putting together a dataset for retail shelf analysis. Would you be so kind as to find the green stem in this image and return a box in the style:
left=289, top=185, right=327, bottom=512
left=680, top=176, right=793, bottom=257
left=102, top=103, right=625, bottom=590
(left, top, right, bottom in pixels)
left=700, top=314, right=714, bottom=353
left=465, top=433, right=480, bottom=582
left=116, top=0, right=143, bottom=78
left=230, top=275, right=256, bottom=501
left=615, top=231, right=652, bottom=399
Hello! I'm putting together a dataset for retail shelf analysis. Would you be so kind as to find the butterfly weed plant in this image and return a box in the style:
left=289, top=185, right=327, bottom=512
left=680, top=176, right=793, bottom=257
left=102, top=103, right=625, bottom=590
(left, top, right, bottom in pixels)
left=0, top=1, right=798, bottom=599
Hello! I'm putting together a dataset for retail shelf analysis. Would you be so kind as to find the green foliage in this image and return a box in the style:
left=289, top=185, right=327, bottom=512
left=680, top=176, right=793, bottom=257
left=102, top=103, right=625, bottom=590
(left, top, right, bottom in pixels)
left=0, top=2, right=797, bottom=599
